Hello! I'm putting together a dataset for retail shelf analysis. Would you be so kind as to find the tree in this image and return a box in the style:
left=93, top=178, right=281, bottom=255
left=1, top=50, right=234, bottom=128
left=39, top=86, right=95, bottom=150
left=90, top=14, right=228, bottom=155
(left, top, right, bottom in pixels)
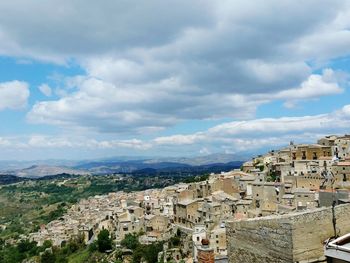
left=97, top=229, right=112, bottom=252
left=121, top=233, right=140, bottom=250
left=169, top=236, right=180, bottom=248
left=88, top=241, right=98, bottom=253
left=40, top=251, right=56, bottom=263
left=143, top=242, right=163, bottom=263
left=131, top=246, right=144, bottom=263
left=42, top=240, right=53, bottom=249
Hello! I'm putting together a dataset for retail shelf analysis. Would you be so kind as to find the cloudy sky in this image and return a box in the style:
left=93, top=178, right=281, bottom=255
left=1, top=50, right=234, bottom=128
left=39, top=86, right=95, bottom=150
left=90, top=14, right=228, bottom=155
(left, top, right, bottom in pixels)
left=1, top=0, right=350, bottom=160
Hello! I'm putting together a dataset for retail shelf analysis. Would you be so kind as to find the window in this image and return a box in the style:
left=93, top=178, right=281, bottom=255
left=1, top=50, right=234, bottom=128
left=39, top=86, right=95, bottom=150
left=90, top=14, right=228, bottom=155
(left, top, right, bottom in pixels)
left=302, top=151, right=306, bottom=160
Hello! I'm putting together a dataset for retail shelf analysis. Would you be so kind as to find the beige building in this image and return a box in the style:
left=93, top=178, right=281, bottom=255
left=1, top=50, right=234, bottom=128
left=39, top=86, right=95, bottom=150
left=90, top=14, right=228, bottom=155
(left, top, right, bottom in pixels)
left=251, top=182, right=281, bottom=215
left=317, top=135, right=338, bottom=147
left=197, top=199, right=221, bottom=228
left=332, top=161, right=350, bottom=183
left=211, top=177, right=240, bottom=198
left=145, top=214, right=169, bottom=233
left=333, top=136, right=350, bottom=160
left=290, top=144, right=332, bottom=161
left=174, top=199, right=202, bottom=228
left=293, top=188, right=317, bottom=210
left=209, top=227, right=227, bottom=256
left=115, top=211, right=144, bottom=240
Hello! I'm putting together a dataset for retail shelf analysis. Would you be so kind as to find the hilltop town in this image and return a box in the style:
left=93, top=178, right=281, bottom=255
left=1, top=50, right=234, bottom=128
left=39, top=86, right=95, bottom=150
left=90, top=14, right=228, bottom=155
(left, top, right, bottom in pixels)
left=21, top=134, right=350, bottom=262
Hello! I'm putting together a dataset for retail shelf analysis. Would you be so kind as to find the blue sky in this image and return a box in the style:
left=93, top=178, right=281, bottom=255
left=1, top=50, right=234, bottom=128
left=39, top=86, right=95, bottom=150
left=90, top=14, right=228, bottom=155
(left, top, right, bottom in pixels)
left=1, top=0, right=350, bottom=160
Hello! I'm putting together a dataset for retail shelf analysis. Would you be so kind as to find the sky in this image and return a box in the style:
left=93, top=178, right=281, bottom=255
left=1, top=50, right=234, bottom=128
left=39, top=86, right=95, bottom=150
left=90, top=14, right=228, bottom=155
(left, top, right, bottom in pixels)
left=1, top=0, right=350, bottom=160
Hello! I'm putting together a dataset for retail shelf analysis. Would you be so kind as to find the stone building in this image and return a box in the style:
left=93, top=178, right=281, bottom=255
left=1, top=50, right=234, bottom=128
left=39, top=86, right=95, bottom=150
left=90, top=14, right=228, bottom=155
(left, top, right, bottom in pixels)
left=174, top=199, right=202, bottom=228
left=290, top=144, right=332, bottom=161
left=145, top=214, right=169, bottom=233
left=251, top=182, right=281, bottom=215
left=293, top=188, right=317, bottom=210
left=333, top=136, right=350, bottom=160
left=332, top=161, right=350, bottom=183
left=209, top=227, right=227, bottom=256
left=193, top=224, right=207, bottom=261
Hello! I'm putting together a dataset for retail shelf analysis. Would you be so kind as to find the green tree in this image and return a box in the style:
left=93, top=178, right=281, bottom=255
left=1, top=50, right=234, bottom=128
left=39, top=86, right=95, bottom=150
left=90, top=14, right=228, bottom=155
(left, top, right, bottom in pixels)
left=88, top=241, right=98, bottom=253
left=121, top=233, right=140, bottom=250
left=143, top=242, right=163, bottom=263
left=169, top=236, right=180, bottom=248
left=43, top=240, right=53, bottom=249
left=131, top=245, right=144, bottom=263
left=97, top=229, right=112, bottom=252
left=40, top=250, right=56, bottom=263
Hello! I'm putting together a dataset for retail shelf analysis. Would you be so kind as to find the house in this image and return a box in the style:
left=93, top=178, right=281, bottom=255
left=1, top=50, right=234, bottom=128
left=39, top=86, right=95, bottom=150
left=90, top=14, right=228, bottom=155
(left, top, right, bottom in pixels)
left=174, top=199, right=202, bottom=228
left=209, top=227, right=227, bottom=256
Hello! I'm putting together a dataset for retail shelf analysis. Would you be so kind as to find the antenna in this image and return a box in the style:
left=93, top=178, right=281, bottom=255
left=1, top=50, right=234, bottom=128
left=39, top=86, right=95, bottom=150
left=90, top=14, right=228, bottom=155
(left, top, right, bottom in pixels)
left=321, top=165, right=338, bottom=239
left=331, top=172, right=339, bottom=239
left=331, top=200, right=338, bottom=239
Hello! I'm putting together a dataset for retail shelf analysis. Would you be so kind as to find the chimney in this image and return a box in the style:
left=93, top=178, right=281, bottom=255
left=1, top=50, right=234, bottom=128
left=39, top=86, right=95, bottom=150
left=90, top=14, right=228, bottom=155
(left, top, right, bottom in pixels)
left=197, top=239, right=215, bottom=263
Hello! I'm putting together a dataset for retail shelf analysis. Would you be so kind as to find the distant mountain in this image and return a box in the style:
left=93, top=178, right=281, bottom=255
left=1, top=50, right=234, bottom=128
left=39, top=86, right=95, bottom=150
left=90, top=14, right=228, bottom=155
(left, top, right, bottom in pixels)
left=74, top=153, right=245, bottom=175
left=0, top=153, right=246, bottom=177
left=131, top=161, right=243, bottom=175
left=143, top=153, right=244, bottom=166
left=75, top=160, right=191, bottom=174
left=5, top=165, right=90, bottom=179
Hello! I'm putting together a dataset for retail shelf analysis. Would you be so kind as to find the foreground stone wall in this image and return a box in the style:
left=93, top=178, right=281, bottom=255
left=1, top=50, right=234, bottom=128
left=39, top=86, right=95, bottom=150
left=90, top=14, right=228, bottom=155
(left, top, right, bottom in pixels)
left=227, top=204, right=350, bottom=263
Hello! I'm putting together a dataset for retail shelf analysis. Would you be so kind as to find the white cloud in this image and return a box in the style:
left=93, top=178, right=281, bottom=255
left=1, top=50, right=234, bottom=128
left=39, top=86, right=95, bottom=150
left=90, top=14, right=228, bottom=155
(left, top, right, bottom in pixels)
left=27, top=68, right=345, bottom=133
left=151, top=104, right=350, bottom=152
left=5, top=104, right=350, bottom=158
left=18, top=1, right=350, bottom=133
left=38, top=83, right=52, bottom=97
left=274, top=69, right=344, bottom=103
left=154, top=134, right=205, bottom=145
left=0, top=0, right=347, bottom=148
left=0, top=135, right=151, bottom=151
left=0, top=80, right=29, bottom=110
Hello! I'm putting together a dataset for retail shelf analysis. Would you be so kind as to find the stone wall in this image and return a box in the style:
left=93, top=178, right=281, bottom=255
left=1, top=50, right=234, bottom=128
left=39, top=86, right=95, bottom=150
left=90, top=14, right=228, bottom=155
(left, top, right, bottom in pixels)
left=227, top=204, right=350, bottom=263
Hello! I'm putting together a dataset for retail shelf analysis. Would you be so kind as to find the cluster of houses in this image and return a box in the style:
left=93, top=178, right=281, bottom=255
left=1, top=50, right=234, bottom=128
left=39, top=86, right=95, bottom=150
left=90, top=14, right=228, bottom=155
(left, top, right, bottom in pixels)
left=29, top=134, right=350, bottom=263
